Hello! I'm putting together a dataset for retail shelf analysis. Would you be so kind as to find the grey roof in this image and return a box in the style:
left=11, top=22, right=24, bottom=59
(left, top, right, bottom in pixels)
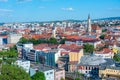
left=79, top=55, right=107, bottom=66
left=30, top=63, right=54, bottom=72
left=78, top=55, right=115, bottom=66
left=99, top=66, right=120, bottom=70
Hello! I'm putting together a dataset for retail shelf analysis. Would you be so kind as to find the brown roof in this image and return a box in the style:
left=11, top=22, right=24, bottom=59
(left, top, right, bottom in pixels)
left=91, top=24, right=101, bottom=30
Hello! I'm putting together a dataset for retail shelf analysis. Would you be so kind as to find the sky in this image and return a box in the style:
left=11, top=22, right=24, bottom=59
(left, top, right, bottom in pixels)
left=0, top=0, right=120, bottom=22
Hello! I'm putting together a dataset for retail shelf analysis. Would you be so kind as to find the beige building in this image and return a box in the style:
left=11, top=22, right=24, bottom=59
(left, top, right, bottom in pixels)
left=99, top=67, right=120, bottom=79
left=8, top=33, right=22, bottom=44
left=68, top=49, right=83, bottom=72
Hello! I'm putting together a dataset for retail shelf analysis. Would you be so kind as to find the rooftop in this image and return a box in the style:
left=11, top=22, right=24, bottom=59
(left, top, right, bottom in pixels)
left=78, top=55, right=115, bottom=66
left=30, top=63, right=54, bottom=72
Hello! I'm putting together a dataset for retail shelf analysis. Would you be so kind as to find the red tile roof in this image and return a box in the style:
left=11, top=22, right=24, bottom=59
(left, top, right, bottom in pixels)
left=103, top=48, right=113, bottom=53
left=33, top=44, right=58, bottom=50
left=69, top=61, right=78, bottom=65
left=91, top=24, right=101, bottom=30
left=59, top=44, right=83, bottom=51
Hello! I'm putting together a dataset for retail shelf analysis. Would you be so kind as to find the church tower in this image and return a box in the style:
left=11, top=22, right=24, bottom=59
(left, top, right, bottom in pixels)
left=87, top=14, right=92, bottom=33
left=52, top=26, right=57, bottom=38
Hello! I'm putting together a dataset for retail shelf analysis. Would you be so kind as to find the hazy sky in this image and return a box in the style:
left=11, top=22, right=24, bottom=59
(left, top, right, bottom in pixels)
left=0, top=0, right=120, bottom=22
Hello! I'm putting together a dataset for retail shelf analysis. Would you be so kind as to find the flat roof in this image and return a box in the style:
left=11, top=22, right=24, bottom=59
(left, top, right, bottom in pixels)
left=30, top=63, right=54, bottom=72
left=78, top=55, right=115, bottom=66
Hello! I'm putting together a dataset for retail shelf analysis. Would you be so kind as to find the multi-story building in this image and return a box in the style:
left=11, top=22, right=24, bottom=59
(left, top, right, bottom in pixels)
left=22, top=49, right=37, bottom=62
left=30, top=64, right=55, bottom=80
left=8, top=33, right=22, bottom=44
left=68, top=49, right=83, bottom=72
left=0, top=35, right=8, bottom=45
left=99, top=66, right=120, bottom=79
left=15, top=60, right=30, bottom=73
left=54, top=68, right=65, bottom=80
left=36, top=49, right=61, bottom=67
left=93, top=48, right=114, bottom=59
left=77, top=55, right=115, bottom=77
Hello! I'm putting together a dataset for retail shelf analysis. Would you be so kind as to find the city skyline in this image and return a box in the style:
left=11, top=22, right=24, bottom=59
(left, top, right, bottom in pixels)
left=0, top=0, right=120, bottom=22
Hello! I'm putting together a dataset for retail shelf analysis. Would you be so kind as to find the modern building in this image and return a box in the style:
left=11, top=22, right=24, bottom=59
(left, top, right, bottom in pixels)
left=15, top=60, right=30, bottom=73
left=8, top=33, right=22, bottom=44
left=36, top=49, right=61, bottom=67
left=25, top=49, right=37, bottom=62
left=21, top=43, right=37, bottom=61
left=30, top=64, right=55, bottom=80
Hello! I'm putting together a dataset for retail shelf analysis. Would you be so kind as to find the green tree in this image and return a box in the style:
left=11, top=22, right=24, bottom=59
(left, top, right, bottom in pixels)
left=0, top=49, right=18, bottom=64
left=75, top=78, right=81, bottom=80
left=32, top=72, right=45, bottom=80
left=0, top=64, right=31, bottom=80
left=113, top=54, right=120, bottom=62
left=19, top=37, right=28, bottom=44
left=49, top=37, right=58, bottom=44
left=84, top=43, right=94, bottom=54
left=99, top=34, right=106, bottom=39
left=60, top=38, right=66, bottom=44
left=102, top=29, right=107, bottom=32
left=60, top=77, right=65, bottom=80
left=29, top=38, right=38, bottom=45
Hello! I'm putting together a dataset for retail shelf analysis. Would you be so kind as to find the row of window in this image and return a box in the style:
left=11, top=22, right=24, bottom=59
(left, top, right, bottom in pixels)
left=46, top=72, right=53, bottom=75
left=106, top=70, right=118, bottom=73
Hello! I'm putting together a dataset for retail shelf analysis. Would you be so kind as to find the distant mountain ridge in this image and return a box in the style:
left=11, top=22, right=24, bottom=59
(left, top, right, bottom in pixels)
left=94, top=17, right=120, bottom=21
left=57, top=16, right=120, bottom=22
left=0, top=17, right=120, bottom=23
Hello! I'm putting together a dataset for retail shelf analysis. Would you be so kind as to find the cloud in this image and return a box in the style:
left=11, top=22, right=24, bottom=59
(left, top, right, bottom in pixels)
left=0, top=9, right=13, bottom=17
left=61, top=7, right=74, bottom=11
left=17, top=0, right=32, bottom=3
left=0, top=0, right=7, bottom=2
left=108, top=8, right=120, bottom=11
left=0, top=8, right=13, bottom=12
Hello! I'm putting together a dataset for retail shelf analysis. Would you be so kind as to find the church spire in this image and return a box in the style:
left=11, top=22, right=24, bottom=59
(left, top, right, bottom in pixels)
left=87, top=14, right=91, bottom=33
left=88, top=14, right=90, bottom=19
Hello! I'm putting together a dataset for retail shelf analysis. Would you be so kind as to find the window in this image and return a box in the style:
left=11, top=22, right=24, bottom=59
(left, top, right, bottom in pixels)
left=47, top=73, right=49, bottom=75
left=50, top=72, right=53, bottom=74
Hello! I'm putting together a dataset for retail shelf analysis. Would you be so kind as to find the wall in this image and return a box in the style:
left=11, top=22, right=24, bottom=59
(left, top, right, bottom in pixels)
left=99, top=69, right=120, bottom=78
left=69, top=49, right=83, bottom=62
left=8, top=34, right=22, bottom=44
left=44, top=69, right=54, bottom=80
left=55, top=69, right=65, bottom=80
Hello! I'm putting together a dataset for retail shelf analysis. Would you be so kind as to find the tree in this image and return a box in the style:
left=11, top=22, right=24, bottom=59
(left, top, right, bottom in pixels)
left=84, top=43, right=94, bottom=54
left=60, top=38, right=66, bottom=44
left=49, top=37, right=58, bottom=44
left=102, top=29, right=107, bottom=32
left=29, top=38, right=38, bottom=45
left=0, top=64, right=31, bottom=80
left=60, top=77, right=65, bottom=80
left=0, top=49, right=18, bottom=64
left=19, top=37, right=28, bottom=44
left=113, top=54, right=120, bottom=62
left=31, top=72, right=45, bottom=80
left=75, top=78, right=81, bottom=80
left=99, top=34, right=106, bottom=40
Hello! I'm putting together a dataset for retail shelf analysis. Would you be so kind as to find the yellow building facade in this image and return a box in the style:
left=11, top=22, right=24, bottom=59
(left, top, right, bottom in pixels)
left=69, top=49, right=83, bottom=62
left=99, top=68, right=120, bottom=79
left=68, top=49, right=84, bottom=72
